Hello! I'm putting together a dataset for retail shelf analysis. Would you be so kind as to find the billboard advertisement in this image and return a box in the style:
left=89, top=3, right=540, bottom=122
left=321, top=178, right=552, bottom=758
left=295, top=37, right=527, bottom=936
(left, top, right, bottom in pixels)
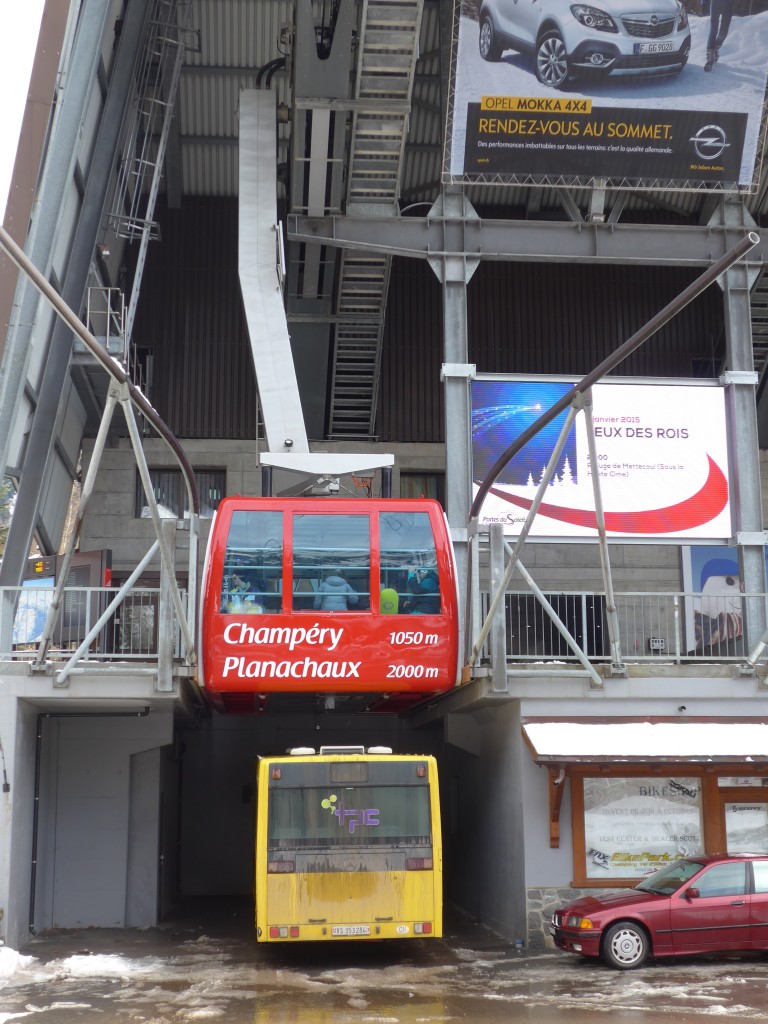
left=471, top=377, right=731, bottom=539
left=446, top=0, right=768, bottom=189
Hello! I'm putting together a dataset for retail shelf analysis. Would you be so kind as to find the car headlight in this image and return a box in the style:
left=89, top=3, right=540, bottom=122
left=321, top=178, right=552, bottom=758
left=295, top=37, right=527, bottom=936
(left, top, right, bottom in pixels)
left=570, top=4, right=618, bottom=31
left=676, top=2, right=688, bottom=29
left=565, top=914, right=599, bottom=929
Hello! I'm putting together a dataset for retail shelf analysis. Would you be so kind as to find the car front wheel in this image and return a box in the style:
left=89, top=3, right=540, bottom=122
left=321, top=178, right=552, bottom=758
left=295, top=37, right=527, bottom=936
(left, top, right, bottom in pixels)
left=479, top=15, right=503, bottom=61
left=535, top=30, right=570, bottom=89
left=602, top=921, right=649, bottom=970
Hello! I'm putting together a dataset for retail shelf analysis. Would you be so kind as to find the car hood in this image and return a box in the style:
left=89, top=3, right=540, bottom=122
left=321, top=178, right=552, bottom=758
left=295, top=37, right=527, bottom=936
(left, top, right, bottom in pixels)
left=559, top=888, right=663, bottom=916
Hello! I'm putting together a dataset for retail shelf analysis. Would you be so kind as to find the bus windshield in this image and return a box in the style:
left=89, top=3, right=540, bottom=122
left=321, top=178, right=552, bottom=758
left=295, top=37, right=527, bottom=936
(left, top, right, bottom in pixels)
left=268, top=785, right=431, bottom=847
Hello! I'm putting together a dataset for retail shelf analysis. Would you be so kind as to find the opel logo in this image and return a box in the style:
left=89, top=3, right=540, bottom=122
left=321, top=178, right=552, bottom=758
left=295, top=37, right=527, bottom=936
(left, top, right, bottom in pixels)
left=650, top=14, right=659, bottom=24
left=690, top=124, right=729, bottom=161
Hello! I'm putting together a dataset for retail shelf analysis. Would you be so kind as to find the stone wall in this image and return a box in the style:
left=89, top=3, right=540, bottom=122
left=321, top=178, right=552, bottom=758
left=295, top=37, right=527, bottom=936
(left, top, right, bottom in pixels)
left=526, top=886, right=595, bottom=950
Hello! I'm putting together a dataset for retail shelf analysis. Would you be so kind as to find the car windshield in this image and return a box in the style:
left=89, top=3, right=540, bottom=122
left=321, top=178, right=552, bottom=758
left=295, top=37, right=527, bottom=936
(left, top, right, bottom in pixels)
left=634, top=858, right=706, bottom=895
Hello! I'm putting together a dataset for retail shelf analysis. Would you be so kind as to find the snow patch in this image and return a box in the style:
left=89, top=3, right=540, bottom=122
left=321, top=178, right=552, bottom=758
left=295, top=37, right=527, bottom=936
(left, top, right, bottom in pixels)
left=0, top=948, right=36, bottom=979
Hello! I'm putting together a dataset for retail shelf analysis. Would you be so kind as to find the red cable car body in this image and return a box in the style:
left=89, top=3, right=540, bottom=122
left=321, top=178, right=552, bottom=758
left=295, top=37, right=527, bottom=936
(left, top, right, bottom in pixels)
left=200, top=497, right=460, bottom=712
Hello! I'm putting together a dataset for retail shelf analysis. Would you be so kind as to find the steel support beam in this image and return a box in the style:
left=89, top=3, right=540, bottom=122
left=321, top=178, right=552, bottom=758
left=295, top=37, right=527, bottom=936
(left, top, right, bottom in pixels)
left=288, top=214, right=768, bottom=266
left=428, top=190, right=479, bottom=647
left=0, top=0, right=153, bottom=589
left=0, top=0, right=113, bottom=481
left=712, top=204, right=767, bottom=653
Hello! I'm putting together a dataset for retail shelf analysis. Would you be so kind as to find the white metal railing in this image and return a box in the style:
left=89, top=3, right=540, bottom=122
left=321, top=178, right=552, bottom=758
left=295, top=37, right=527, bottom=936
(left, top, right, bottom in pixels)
left=0, top=586, right=186, bottom=663
left=479, top=590, right=768, bottom=665
left=2, top=584, right=762, bottom=672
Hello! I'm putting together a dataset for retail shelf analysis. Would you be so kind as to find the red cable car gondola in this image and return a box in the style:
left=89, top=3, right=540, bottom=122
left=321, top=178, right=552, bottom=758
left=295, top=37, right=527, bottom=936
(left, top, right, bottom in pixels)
left=200, top=497, right=459, bottom=712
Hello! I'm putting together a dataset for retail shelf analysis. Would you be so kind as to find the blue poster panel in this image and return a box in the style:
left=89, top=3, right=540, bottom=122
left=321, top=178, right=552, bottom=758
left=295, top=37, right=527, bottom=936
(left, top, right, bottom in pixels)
left=471, top=377, right=731, bottom=539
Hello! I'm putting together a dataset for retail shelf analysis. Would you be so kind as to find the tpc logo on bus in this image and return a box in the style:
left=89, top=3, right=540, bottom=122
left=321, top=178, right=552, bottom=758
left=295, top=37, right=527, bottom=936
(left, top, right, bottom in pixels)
left=321, top=793, right=380, bottom=833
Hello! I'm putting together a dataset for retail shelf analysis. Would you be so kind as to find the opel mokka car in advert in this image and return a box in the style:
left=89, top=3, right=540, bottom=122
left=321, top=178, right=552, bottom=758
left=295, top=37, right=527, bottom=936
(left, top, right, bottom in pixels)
left=478, top=0, right=691, bottom=89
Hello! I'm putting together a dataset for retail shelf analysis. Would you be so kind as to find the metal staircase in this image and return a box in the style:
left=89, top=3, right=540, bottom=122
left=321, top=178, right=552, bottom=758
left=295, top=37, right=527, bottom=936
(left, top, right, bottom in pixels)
left=751, top=266, right=768, bottom=379
left=328, top=0, right=423, bottom=439
left=73, top=0, right=190, bottom=416
left=107, top=0, right=192, bottom=344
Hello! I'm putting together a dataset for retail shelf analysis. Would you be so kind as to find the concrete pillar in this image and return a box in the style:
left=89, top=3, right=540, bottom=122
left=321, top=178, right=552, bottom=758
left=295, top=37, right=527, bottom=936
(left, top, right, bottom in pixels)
left=0, top=691, right=43, bottom=950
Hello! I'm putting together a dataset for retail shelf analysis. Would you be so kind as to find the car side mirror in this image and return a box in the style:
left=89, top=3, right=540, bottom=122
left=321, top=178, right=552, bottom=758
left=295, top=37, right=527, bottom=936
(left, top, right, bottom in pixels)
left=683, top=886, right=700, bottom=899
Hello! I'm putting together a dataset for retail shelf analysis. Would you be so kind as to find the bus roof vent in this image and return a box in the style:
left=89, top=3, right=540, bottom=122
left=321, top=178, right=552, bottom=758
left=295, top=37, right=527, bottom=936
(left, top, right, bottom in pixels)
left=367, top=746, right=393, bottom=754
left=319, top=745, right=365, bottom=755
left=288, top=747, right=316, bottom=756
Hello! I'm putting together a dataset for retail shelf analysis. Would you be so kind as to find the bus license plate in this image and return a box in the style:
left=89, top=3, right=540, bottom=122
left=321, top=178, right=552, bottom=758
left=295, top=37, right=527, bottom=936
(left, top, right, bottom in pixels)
left=332, top=925, right=371, bottom=936
left=633, top=41, right=674, bottom=53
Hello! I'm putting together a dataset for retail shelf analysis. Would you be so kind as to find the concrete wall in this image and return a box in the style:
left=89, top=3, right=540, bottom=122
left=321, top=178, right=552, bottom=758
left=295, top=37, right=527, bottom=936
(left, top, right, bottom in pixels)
left=521, top=744, right=574, bottom=889
left=78, top=438, right=447, bottom=580
left=441, top=705, right=527, bottom=943
left=1, top=698, right=40, bottom=950
left=519, top=745, right=579, bottom=948
left=78, top=438, right=693, bottom=602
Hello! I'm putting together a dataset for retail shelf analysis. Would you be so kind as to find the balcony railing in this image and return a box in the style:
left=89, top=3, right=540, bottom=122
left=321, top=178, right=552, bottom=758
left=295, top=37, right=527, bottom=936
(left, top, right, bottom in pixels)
left=0, top=586, right=186, bottom=663
left=1, top=584, right=762, bottom=675
left=481, top=590, right=765, bottom=664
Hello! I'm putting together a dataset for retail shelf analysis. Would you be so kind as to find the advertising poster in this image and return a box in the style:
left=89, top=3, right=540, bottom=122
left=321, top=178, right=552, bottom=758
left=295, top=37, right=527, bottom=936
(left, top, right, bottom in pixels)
left=725, top=802, right=768, bottom=852
left=471, top=377, right=731, bottom=539
left=681, top=544, right=743, bottom=652
left=447, top=0, right=768, bottom=188
left=583, top=776, right=703, bottom=878
left=13, top=577, right=55, bottom=646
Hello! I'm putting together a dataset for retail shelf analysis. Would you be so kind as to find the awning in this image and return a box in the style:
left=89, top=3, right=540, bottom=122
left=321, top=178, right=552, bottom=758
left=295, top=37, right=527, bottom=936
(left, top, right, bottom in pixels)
left=522, top=720, right=768, bottom=849
left=523, top=721, right=768, bottom=765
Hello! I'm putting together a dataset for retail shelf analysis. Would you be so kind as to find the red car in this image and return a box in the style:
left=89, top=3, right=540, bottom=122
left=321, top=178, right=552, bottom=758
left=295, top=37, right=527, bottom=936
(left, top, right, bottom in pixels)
left=550, top=854, right=768, bottom=969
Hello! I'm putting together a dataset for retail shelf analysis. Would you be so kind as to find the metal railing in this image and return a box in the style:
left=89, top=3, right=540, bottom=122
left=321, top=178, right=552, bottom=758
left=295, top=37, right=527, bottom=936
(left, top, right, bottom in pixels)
left=480, top=590, right=765, bottom=665
left=1, top=583, right=760, bottom=671
left=0, top=586, right=186, bottom=663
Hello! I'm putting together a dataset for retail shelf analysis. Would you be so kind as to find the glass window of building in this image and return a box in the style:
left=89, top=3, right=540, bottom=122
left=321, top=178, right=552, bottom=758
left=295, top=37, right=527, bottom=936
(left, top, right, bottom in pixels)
left=400, top=472, right=444, bottom=505
left=136, top=468, right=225, bottom=519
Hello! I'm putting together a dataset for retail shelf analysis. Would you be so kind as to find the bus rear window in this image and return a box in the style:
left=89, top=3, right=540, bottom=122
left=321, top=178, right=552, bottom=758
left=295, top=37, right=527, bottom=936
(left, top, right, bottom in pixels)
left=268, top=786, right=431, bottom=846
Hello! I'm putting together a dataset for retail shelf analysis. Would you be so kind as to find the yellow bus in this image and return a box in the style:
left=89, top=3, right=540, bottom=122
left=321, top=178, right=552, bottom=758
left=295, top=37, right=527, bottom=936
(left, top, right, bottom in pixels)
left=255, top=745, right=442, bottom=941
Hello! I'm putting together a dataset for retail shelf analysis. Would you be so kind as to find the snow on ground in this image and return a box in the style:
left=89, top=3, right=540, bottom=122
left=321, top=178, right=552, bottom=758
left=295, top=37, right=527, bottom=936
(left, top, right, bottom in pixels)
left=450, top=10, right=768, bottom=182
left=0, top=946, right=36, bottom=979
left=2, top=930, right=768, bottom=1022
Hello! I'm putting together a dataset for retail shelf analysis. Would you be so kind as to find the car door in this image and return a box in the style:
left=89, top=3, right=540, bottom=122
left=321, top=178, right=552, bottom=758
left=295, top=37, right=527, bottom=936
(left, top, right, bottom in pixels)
left=670, top=861, right=751, bottom=954
left=494, top=0, right=542, bottom=49
left=749, top=858, right=768, bottom=950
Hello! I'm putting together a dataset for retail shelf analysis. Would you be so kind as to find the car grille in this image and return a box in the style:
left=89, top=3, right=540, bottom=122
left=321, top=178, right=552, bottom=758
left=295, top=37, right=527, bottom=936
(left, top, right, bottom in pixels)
left=622, top=16, right=676, bottom=36
left=616, top=51, right=684, bottom=67
left=552, top=912, right=563, bottom=927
